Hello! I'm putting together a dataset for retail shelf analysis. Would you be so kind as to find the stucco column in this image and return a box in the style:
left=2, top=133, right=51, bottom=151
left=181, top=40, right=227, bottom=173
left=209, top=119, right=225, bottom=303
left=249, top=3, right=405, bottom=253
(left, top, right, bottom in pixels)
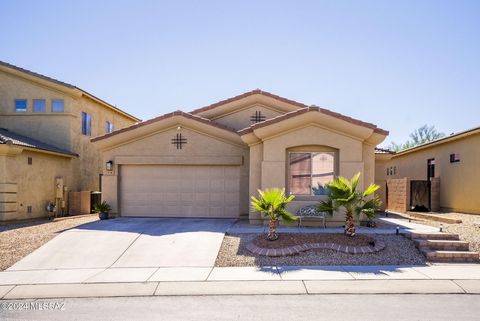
left=248, top=143, right=263, bottom=223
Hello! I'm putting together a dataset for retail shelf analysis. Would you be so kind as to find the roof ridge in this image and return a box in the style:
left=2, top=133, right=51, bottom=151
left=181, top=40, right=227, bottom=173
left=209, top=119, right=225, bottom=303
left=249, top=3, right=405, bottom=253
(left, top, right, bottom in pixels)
left=190, top=89, right=308, bottom=115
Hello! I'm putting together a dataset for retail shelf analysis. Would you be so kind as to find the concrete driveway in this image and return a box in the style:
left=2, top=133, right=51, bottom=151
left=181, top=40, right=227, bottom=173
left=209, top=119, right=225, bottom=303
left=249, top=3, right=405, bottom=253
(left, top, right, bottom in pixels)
left=8, top=218, right=234, bottom=271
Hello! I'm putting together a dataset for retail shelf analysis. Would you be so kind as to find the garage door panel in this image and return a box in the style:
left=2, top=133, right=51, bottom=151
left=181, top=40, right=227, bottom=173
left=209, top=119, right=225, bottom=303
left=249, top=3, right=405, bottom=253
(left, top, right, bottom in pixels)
left=120, top=165, right=240, bottom=218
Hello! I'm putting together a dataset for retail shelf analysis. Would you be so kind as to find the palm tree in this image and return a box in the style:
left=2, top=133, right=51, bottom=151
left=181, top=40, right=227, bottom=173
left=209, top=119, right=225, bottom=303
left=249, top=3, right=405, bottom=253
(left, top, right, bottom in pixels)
left=251, top=188, right=297, bottom=241
left=317, top=173, right=381, bottom=237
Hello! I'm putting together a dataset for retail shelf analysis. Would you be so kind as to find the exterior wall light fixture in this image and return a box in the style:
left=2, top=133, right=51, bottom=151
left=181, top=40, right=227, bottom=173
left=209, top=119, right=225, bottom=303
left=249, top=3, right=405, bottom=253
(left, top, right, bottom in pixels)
left=106, top=160, right=113, bottom=171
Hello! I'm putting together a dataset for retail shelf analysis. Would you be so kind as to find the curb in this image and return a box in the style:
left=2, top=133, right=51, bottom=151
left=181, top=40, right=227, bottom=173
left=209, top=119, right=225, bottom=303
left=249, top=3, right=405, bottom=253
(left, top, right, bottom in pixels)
left=1, top=279, right=479, bottom=299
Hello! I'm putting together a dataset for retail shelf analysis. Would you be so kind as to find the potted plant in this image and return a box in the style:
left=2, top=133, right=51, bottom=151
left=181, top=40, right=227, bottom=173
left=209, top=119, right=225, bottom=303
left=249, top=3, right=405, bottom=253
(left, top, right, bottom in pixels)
left=318, top=173, right=381, bottom=237
left=250, top=188, right=297, bottom=241
left=94, top=201, right=112, bottom=220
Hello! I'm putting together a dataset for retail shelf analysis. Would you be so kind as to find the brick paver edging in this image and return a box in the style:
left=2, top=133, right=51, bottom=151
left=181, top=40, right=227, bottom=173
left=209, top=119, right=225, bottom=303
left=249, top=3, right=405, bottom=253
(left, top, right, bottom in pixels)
left=246, top=240, right=386, bottom=257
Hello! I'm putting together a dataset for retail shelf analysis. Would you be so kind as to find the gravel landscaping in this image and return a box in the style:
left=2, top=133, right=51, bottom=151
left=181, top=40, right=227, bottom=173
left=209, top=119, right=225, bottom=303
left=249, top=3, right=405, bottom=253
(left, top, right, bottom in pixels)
left=215, top=233, right=426, bottom=266
left=0, top=215, right=98, bottom=270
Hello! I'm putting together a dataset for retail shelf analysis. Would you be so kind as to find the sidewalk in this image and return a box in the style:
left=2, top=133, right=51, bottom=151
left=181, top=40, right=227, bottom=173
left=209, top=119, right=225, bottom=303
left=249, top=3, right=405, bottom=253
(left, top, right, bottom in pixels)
left=2, top=218, right=479, bottom=299
left=1, top=264, right=480, bottom=299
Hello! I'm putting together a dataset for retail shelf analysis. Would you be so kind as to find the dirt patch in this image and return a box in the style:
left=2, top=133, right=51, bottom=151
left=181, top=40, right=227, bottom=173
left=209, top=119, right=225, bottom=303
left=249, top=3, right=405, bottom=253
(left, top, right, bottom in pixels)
left=215, top=233, right=426, bottom=267
left=252, top=233, right=374, bottom=249
left=0, top=215, right=98, bottom=271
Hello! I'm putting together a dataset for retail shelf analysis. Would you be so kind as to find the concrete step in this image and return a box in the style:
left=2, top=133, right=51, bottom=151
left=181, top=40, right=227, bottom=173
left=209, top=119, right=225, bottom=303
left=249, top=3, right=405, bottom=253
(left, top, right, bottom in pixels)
left=407, top=212, right=462, bottom=224
left=406, top=232, right=459, bottom=240
left=415, top=239, right=470, bottom=251
left=421, top=249, right=480, bottom=263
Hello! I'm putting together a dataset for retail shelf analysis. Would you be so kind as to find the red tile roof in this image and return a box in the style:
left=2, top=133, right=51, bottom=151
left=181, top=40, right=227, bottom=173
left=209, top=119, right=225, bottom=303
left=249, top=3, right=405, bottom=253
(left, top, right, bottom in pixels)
left=91, top=110, right=238, bottom=142
left=0, top=128, right=78, bottom=157
left=190, top=89, right=308, bottom=115
left=238, top=106, right=389, bottom=136
left=92, top=90, right=389, bottom=142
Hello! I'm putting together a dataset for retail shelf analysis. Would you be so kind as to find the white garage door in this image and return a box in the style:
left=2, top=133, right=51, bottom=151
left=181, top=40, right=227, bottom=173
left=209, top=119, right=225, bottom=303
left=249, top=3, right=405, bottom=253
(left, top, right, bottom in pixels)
left=120, top=165, right=240, bottom=218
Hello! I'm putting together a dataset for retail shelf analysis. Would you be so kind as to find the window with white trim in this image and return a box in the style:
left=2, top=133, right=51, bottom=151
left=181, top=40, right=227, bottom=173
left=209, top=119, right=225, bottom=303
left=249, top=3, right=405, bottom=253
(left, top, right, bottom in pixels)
left=288, top=152, right=335, bottom=196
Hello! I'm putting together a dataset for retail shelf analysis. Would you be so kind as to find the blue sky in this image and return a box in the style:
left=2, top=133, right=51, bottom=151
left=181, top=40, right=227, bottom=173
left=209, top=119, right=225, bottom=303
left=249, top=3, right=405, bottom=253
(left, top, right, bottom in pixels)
left=1, top=0, right=479, bottom=146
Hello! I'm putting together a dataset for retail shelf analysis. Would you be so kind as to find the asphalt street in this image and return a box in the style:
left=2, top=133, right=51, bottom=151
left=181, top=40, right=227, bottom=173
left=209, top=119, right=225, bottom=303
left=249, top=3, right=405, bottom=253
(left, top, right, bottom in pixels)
left=1, top=294, right=479, bottom=321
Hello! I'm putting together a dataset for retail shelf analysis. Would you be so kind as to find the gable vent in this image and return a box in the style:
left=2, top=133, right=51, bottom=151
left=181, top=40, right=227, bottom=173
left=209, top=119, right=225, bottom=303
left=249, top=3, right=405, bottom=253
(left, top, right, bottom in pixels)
left=250, top=111, right=266, bottom=123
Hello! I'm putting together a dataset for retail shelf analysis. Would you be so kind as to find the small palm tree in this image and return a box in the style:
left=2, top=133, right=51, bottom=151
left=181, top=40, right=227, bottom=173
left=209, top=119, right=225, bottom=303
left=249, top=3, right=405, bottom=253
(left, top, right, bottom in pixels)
left=251, top=188, right=297, bottom=241
left=318, top=173, right=381, bottom=237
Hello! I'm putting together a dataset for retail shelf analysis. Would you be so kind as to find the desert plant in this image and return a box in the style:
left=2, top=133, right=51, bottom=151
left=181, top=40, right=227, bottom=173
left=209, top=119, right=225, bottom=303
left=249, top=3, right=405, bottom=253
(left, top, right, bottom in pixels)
left=317, top=173, right=381, bottom=237
left=251, top=188, right=297, bottom=241
left=93, top=201, right=112, bottom=220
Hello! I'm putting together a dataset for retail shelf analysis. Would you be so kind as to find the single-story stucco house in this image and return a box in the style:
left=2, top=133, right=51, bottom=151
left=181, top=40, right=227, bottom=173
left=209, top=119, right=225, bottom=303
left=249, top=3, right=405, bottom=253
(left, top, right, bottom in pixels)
left=92, top=90, right=388, bottom=225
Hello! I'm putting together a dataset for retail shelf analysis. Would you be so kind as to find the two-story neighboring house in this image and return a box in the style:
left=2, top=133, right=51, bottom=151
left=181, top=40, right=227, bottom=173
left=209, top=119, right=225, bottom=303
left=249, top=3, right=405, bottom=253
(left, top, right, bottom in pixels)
left=0, top=61, right=140, bottom=221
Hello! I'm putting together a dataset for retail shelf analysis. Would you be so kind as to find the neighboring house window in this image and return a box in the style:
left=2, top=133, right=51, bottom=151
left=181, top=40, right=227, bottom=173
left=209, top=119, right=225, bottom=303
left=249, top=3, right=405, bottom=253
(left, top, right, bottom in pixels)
left=15, top=99, right=27, bottom=112
left=52, top=99, right=64, bottom=112
left=450, top=153, right=460, bottom=163
left=33, top=99, right=46, bottom=112
left=82, top=112, right=92, bottom=136
left=105, top=121, right=114, bottom=134
left=289, top=152, right=335, bottom=196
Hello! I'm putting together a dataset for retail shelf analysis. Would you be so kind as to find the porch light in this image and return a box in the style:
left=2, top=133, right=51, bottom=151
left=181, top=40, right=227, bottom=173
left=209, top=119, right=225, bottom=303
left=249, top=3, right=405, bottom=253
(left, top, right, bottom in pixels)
left=106, top=160, right=113, bottom=171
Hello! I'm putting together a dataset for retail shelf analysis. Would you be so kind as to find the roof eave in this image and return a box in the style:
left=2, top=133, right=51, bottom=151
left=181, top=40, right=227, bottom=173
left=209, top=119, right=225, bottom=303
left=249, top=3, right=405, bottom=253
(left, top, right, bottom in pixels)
left=393, top=126, right=480, bottom=157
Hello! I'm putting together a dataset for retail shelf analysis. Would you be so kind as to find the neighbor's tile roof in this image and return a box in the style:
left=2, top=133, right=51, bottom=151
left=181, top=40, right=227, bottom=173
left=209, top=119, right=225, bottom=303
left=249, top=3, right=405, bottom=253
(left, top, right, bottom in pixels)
left=0, top=128, right=78, bottom=157
left=238, top=106, right=389, bottom=136
left=375, top=147, right=395, bottom=154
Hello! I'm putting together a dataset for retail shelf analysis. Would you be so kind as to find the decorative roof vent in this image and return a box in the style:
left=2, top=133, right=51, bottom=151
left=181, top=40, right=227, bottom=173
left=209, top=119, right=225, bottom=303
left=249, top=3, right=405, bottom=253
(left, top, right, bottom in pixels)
left=171, top=133, right=187, bottom=149
left=250, top=111, right=266, bottom=123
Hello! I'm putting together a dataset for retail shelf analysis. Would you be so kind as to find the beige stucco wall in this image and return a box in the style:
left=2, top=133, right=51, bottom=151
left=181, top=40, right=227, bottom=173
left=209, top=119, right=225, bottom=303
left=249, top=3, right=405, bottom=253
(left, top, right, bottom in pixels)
left=248, top=125, right=377, bottom=226
left=69, top=96, right=136, bottom=192
left=374, top=155, right=390, bottom=211
left=0, top=71, right=75, bottom=150
left=378, top=132, right=480, bottom=214
left=0, top=147, right=72, bottom=221
left=212, top=104, right=284, bottom=131
left=99, top=126, right=249, bottom=216
left=0, top=67, right=138, bottom=220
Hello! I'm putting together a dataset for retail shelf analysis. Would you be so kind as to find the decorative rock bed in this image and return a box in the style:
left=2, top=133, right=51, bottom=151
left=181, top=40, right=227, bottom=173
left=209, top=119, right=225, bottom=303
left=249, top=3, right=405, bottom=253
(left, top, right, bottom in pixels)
left=246, top=239, right=386, bottom=257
